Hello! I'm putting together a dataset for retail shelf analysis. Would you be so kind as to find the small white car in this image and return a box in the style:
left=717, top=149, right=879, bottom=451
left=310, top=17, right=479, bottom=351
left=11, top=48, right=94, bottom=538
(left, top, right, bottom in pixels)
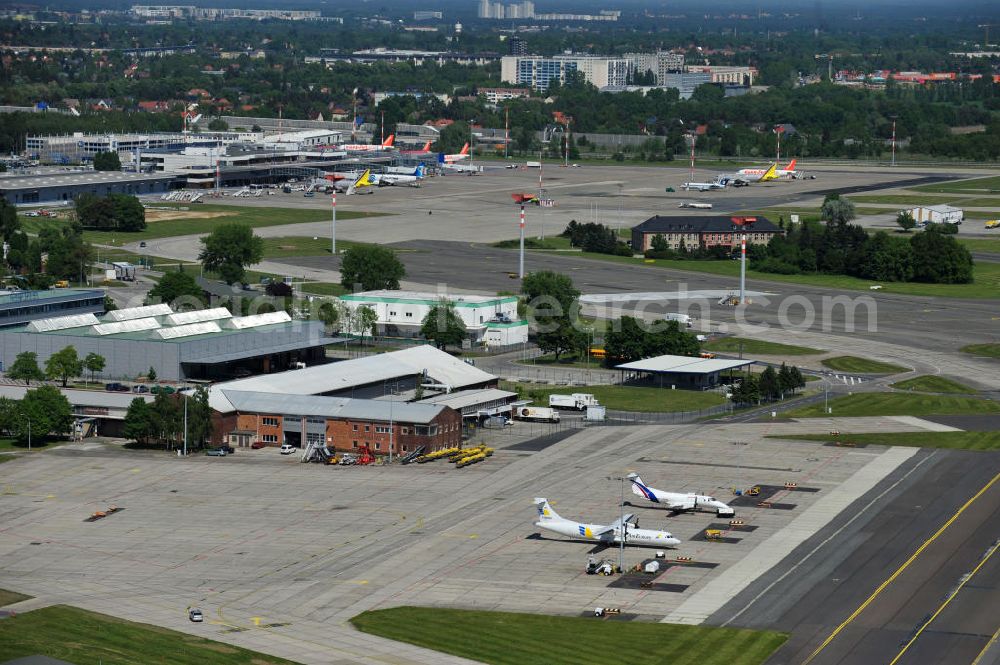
left=280, top=444, right=296, bottom=455
left=189, top=609, right=203, bottom=622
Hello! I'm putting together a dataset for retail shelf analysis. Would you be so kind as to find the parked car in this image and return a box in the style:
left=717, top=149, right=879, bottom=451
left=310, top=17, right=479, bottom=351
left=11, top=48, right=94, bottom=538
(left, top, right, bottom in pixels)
left=189, top=609, right=203, bottom=622
left=251, top=441, right=266, bottom=449
left=279, top=443, right=296, bottom=455
left=217, top=444, right=235, bottom=455
left=132, top=385, right=149, bottom=394
left=205, top=448, right=228, bottom=456
left=139, top=241, right=147, bottom=248
left=105, top=382, right=130, bottom=392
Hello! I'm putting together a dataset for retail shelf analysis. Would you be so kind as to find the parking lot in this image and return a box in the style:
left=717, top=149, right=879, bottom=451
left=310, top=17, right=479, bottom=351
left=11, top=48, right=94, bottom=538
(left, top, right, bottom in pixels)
left=0, top=417, right=919, bottom=664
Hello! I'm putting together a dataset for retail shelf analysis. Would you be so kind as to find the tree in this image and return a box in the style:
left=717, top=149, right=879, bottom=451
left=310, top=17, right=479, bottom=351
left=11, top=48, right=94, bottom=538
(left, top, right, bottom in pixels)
left=14, top=385, right=73, bottom=441
left=339, top=246, right=406, bottom=291
left=123, top=397, right=153, bottom=444
left=317, top=301, right=340, bottom=331
left=8, top=351, right=45, bottom=386
left=93, top=151, right=121, bottom=171
left=521, top=271, right=587, bottom=360
left=149, top=391, right=180, bottom=446
left=896, top=211, right=917, bottom=232
left=759, top=366, right=781, bottom=402
left=148, top=366, right=157, bottom=382
left=420, top=301, right=467, bottom=350
left=198, top=224, right=264, bottom=285
left=45, top=346, right=83, bottom=387
left=910, top=231, right=974, bottom=284
left=108, top=194, right=146, bottom=231
left=0, top=195, right=19, bottom=242
left=354, top=305, right=378, bottom=345
left=83, top=352, right=105, bottom=384
left=184, top=386, right=213, bottom=449
left=821, top=199, right=856, bottom=225
left=147, top=270, right=205, bottom=308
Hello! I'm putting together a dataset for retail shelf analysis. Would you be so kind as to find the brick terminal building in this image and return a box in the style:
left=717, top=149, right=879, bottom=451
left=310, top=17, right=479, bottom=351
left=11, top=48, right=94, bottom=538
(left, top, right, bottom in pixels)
left=631, top=215, right=783, bottom=253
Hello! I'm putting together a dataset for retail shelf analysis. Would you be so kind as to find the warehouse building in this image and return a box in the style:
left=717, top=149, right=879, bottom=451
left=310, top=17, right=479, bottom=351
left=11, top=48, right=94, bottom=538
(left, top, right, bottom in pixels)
left=209, top=345, right=509, bottom=451
left=0, top=289, right=105, bottom=329
left=0, top=170, right=177, bottom=205
left=340, top=290, right=529, bottom=347
left=216, top=390, right=462, bottom=455
left=0, top=305, right=329, bottom=381
left=906, top=205, right=963, bottom=225
left=631, top=215, right=783, bottom=253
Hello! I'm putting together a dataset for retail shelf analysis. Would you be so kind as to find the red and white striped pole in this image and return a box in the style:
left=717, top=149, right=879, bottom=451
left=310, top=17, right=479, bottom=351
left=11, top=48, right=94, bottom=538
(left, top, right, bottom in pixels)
left=739, top=234, right=746, bottom=305
left=331, top=191, right=337, bottom=256
left=518, top=205, right=525, bottom=279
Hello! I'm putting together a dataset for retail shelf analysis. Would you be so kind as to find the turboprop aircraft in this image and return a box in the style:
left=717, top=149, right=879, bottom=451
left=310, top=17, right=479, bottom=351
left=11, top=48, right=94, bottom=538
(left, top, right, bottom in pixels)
left=533, top=498, right=681, bottom=548
left=627, top=473, right=735, bottom=517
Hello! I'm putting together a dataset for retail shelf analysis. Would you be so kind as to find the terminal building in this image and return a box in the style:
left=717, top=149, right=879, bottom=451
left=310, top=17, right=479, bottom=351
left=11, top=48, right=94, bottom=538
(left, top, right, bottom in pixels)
left=339, top=290, right=529, bottom=347
left=0, top=305, right=330, bottom=381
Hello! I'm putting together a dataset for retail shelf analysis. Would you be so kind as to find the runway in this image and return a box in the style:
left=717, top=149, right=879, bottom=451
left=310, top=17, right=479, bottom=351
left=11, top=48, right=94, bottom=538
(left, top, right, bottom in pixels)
left=709, top=450, right=1000, bottom=665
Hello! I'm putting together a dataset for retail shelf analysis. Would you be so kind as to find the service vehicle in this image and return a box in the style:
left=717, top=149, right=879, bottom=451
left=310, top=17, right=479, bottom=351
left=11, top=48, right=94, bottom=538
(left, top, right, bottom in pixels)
left=189, top=609, right=203, bottom=622
left=549, top=393, right=600, bottom=410
left=986, top=219, right=1000, bottom=229
left=205, top=448, right=227, bottom=456
left=514, top=406, right=560, bottom=423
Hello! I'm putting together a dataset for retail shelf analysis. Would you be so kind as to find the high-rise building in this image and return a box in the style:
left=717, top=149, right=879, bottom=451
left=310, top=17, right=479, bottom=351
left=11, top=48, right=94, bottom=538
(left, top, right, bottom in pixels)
left=624, top=51, right=685, bottom=84
left=478, top=0, right=490, bottom=18
left=501, top=55, right=630, bottom=91
left=508, top=36, right=527, bottom=56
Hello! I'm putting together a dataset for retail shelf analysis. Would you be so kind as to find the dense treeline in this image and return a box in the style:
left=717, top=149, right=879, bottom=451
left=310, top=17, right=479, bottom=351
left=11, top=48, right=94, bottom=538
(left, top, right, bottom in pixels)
left=753, top=221, right=974, bottom=284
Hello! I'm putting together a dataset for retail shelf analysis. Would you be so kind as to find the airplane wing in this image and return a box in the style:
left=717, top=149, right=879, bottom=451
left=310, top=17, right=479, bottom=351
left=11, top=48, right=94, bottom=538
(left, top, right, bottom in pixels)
left=665, top=500, right=695, bottom=511
left=608, top=513, right=635, bottom=529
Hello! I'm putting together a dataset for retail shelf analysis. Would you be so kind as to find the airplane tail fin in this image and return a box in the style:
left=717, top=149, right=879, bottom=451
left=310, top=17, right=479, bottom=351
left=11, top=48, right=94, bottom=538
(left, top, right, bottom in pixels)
left=785, top=159, right=796, bottom=171
left=460, top=142, right=469, bottom=155
left=534, top=498, right=561, bottom=521
left=628, top=474, right=658, bottom=501
left=355, top=169, right=373, bottom=187
left=415, top=164, right=425, bottom=178
left=760, top=162, right=778, bottom=181
left=421, top=140, right=432, bottom=152
left=437, top=152, right=445, bottom=164
left=382, top=134, right=395, bottom=148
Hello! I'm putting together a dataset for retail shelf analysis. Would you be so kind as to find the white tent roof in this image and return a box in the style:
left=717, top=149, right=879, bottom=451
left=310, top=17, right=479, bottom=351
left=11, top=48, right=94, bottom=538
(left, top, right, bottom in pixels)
left=616, top=355, right=754, bottom=374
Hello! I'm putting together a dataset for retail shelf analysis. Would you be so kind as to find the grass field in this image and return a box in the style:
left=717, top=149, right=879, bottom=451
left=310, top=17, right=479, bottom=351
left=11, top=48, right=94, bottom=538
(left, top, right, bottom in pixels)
left=0, top=437, right=69, bottom=453
left=958, top=237, right=1000, bottom=254
left=848, top=194, right=961, bottom=206
left=0, top=605, right=298, bottom=665
left=769, top=431, right=1000, bottom=451
left=952, top=197, right=1000, bottom=209
left=961, top=343, right=1000, bottom=359
left=25, top=204, right=385, bottom=246
left=519, top=353, right=604, bottom=369
left=299, top=282, right=350, bottom=296
left=259, top=236, right=384, bottom=259
left=783, top=392, right=1000, bottom=418
left=503, top=382, right=727, bottom=413
left=912, top=175, right=1000, bottom=194
left=891, top=375, right=976, bottom=394
left=702, top=337, right=824, bottom=356
left=0, top=589, right=30, bottom=606
left=351, top=607, right=787, bottom=665
left=820, top=356, right=908, bottom=374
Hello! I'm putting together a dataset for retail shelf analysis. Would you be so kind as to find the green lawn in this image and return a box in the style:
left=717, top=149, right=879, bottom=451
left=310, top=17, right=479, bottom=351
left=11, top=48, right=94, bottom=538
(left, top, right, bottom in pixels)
left=784, top=393, right=1000, bottom=418
left=299, top=282, right=350, bottom=296
left=0, top=589, right=31, bottom=606
left=703, top=337, right=824, bottom=356
left=495, top=236, right=575, bottom=250
left=0, top=437, right=69, bottom=452
left=0, top=605, right=298, bottom=665
left=551, top=251, right=1000, bottom=300
left=42, top=204, right=385, bottom=246
left=961, top=343, right=1000, bottom=359
left=769, top=431, right=1000, bottom=451
left=503, top=382, right=727, bottom=413
left=351, top=607, right=787, bottom=665
left=952, top=197, right=1000, bottom=209
left=912, top=175, right=1000, bottom=194
left=848, top=194, right=961, bottom=206
left=891, top=375, right=976, bottom=394
left=958, top=237, right=1000, bottom=254
left=821, top=356, right=908, bottom=374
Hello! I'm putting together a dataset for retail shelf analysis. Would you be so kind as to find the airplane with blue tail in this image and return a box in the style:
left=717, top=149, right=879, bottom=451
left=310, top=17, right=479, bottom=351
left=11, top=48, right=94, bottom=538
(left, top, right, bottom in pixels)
left=628, top=473, right=735, bottom=517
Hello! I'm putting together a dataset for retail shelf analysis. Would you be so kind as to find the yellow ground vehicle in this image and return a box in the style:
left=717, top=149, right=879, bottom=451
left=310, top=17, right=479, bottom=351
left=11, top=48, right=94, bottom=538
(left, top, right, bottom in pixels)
left=54, top=280, right=69, bottom=288
left=985, top=219, right=1000, bottom=229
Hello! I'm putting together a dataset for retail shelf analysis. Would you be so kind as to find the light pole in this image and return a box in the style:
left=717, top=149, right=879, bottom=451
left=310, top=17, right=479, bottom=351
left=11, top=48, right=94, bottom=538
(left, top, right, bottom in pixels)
left=890, top=116, right=897, bottom=167
left=388, top=387, right=394, bottom=464
left=26, top=416, right=31, bottom=452
left=607, top=475, right=626, bottom=573
left=331, top=191, right=337, bottom=256
left=183, top=393, right=188, bottom=456
left=518, top=205, right=525, bottom=279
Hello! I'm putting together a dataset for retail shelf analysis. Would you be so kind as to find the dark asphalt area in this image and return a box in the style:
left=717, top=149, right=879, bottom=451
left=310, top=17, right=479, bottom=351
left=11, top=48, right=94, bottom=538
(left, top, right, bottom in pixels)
left=709, top=449, right=1000, bottom=665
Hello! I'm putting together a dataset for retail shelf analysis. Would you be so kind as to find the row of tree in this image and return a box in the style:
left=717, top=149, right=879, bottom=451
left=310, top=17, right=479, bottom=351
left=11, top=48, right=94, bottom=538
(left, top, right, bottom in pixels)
left=730, top=364, right=806, bottom=406
left=561, top=221, right=632, bottom=256
left=75, top=193, right=146, bottom=231
left=0, top=386, right=73, bottom=443
left=123, top=387, right=213, bottom=448
left=604, top=316, right=700, bottom=366
left=8, top=349, right=105, bottom=387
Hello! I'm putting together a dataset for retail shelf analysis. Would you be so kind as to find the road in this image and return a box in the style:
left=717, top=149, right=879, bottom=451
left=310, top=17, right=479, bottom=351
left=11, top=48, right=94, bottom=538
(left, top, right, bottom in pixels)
left=710, top=450, right=1000, bottom=665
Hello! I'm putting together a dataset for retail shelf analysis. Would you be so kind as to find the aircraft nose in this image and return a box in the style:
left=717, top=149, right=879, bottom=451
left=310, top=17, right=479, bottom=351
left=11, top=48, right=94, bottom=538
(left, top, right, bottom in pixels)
left=668, top=537, right=681, bottom=547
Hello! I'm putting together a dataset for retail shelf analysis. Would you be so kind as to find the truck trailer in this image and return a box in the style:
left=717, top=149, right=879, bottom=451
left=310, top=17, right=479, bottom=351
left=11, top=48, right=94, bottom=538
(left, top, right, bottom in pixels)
left=515, top=406, right=560, bottom=423
left=549, top=393, right=600, bottom=410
